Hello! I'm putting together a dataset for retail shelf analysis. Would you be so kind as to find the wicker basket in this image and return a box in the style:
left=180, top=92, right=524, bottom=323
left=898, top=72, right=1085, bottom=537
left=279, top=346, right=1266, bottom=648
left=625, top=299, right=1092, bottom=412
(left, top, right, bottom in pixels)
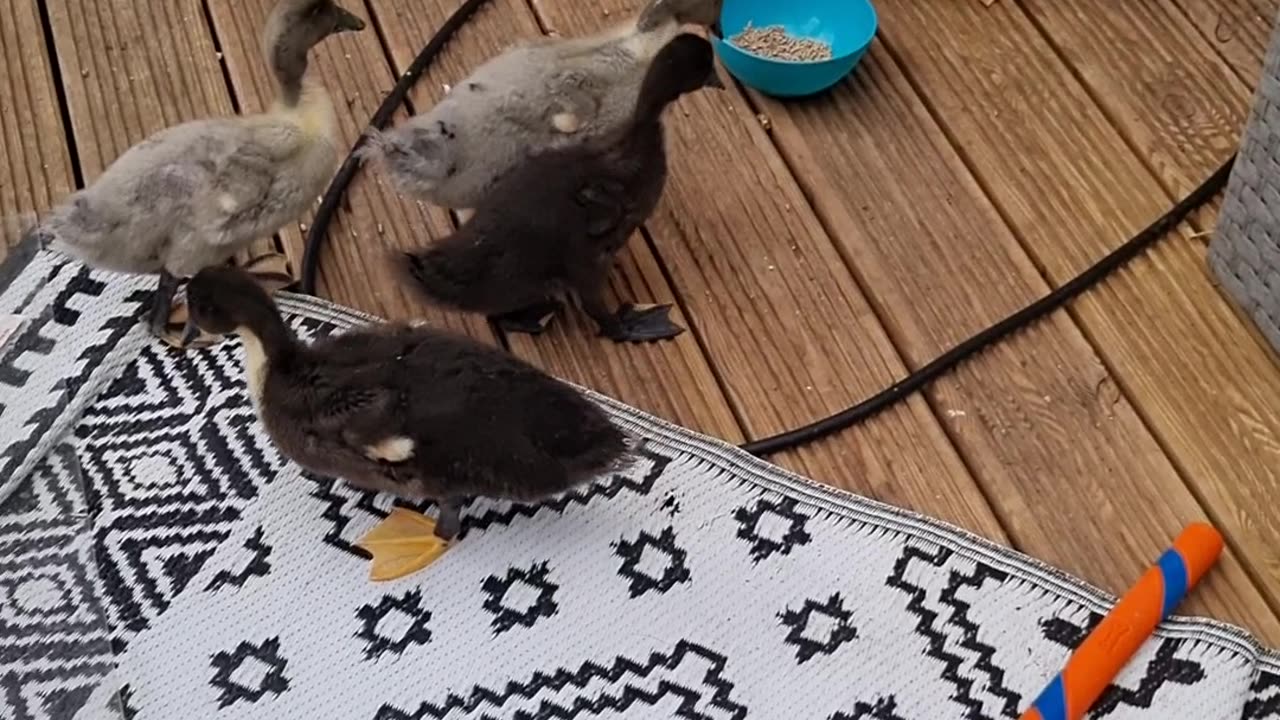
left=1209, top=11, right=1280, bottom=354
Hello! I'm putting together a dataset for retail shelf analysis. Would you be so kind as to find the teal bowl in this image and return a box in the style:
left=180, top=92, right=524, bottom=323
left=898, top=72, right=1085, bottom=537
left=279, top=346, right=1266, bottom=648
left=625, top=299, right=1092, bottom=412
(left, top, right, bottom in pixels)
left=711, top=0, right=878, bottom=98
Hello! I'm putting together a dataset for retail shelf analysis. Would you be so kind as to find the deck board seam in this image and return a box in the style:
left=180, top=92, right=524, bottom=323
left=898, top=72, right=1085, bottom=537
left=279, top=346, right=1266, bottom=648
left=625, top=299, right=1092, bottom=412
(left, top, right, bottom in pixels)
left=1007, top=0, right=1280, bottom=629
left=37, top=0, right=84, bottom=190
left=722, top=59, right=1016, bottom=553
left=1168, top=0, right=1271, bottom=88
left=875, top=4, right=1280, bottom=628
left=1011, top=0, right=1247, bottom=236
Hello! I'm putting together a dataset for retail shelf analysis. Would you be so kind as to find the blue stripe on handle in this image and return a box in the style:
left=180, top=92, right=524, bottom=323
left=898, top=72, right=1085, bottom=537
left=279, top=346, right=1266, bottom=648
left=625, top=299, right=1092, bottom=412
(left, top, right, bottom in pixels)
left=1033, top=675, right=1068, bottom=720
left=1157, top=549, right=1189, bottom=619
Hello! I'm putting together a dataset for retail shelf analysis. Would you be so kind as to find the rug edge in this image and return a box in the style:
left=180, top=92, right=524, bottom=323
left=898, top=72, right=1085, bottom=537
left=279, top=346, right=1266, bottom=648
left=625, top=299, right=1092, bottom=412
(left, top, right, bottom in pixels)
left=267, top=291, right=1280, bottom=668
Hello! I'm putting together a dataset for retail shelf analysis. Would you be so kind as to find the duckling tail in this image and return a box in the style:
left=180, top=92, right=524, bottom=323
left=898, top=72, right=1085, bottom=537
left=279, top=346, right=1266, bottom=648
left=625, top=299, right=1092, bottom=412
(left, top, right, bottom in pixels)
left=541, top=406, right=635, bottom=484
left=399, top=243, right=499, bottom=314
left=359, top=125, right=451, bottom=199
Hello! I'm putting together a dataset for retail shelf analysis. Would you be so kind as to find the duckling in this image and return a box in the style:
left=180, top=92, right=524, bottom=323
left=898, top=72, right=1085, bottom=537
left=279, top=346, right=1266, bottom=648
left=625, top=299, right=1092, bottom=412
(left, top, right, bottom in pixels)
left=399, top=34, right=722, bottom=344
left=183, top=266, right=632, bottom=578
left=361, top=0, right=722, bottom=210
left=37, top=0, right=364, bottom=347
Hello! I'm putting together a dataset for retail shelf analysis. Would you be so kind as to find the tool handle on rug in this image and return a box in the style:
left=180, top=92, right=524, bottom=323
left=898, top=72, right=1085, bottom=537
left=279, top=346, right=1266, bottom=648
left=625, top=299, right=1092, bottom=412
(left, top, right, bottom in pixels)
left=1019, top=522, right=1224, bottom=720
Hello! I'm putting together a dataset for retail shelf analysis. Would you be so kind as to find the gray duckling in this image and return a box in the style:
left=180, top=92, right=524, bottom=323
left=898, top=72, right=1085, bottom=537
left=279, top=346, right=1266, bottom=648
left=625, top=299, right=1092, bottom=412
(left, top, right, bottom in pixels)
left=183, top=266, right=631, bottom=576
left=38, top=0, right=364, bottom=347
left=399, top=33, right=723, bottom=344
left=361, top=0, right=722, bottom=210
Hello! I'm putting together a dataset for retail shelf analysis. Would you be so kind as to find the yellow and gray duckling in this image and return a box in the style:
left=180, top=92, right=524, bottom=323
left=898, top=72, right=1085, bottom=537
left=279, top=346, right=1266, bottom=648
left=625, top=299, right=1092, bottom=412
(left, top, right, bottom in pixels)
left=37, top=0, right=364, bottom=347
left=399, top=33, right=723, bottom=343
left=362, top=0, right=722, bottom=210
left=183, top=266, right=632, bottom=580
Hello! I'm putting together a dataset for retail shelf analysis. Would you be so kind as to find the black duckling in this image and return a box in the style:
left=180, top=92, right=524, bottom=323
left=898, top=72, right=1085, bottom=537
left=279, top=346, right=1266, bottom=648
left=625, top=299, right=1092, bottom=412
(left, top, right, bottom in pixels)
left=362, top=0, right=722, bottom=210
left=399, top=33, right=724, bottom=344
left=183, top=266, right=632, bottom=579
left=39, top=0, right=364, bottom=348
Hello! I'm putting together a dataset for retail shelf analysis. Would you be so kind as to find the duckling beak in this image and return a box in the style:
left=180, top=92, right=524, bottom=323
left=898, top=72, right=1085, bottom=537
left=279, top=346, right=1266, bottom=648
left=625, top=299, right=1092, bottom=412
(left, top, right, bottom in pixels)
left=180, top=313, right=202, bottom=348
left=705, top=71, right=726, bottom=90
left=333, top=6, right=366, bottom=32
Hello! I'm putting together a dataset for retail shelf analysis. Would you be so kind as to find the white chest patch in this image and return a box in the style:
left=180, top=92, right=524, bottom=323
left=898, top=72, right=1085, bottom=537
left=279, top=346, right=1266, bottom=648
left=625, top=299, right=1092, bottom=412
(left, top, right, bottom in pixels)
left=238, top=329, right=269, bottom=411
left=364, top=436, right=416, bottom=463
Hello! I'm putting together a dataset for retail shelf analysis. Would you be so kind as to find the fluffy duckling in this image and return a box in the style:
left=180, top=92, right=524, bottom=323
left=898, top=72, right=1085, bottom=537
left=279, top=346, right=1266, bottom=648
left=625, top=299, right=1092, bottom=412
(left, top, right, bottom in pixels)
left=38, top=0, right=364, bottom=347
left=183, top=266, right=631, bottom=577
left=400, top=34, right=722, bottom=343
left=361, top=0, right=722, bottom=210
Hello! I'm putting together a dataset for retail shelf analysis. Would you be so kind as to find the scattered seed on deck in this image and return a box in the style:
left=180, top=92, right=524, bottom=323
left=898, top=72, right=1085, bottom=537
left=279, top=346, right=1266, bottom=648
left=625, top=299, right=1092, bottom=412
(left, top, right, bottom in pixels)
left=757, top=113, right=772, bottom=130
left=730, top=23, right=833, bottom=62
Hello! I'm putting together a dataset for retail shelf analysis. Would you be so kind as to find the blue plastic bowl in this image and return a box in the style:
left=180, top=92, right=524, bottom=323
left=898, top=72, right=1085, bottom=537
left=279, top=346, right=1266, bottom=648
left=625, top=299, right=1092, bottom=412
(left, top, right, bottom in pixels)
left=711, top=0, right=877, bottom=98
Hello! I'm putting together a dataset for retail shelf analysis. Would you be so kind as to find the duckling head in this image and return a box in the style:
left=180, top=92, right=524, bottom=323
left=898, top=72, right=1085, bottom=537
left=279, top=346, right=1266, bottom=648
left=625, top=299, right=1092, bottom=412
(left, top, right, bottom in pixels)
left=636, top=0, right=724, bottom=32
left=264, top=0, right=366, bottom=102
left=185, top=266, right=279, bottom=339
left=633, top=34, right=725, bottom=119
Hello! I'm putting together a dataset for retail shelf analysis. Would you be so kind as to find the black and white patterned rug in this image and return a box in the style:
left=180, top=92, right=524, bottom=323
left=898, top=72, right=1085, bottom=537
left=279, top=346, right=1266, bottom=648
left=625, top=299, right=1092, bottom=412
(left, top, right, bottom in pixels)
left=3, top=245, right=1280, bottom=720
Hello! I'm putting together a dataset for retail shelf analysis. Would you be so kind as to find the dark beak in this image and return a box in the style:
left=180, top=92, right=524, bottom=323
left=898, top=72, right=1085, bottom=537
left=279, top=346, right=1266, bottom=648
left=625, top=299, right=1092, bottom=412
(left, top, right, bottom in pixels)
left=179, top=313, right=201, bottom=348
left=333, top=6, right=366, bottom=32
left=705, top=71, right=727, bottom=90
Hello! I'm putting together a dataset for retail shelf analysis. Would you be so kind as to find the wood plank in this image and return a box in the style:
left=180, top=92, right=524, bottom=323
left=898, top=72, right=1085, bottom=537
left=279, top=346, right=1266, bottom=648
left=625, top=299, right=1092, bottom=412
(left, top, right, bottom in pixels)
left=1170, top=0, right=1278, bottom=84
left=869, top=0, right=1280, bottom=636
left=203, top=0, right=490, bottom=337
left=44, top=0, right=280, bottom=267
left=755, top=41, right=1280, bottom=640
left=1016, top=0, right=1280, bottom=628
left=369, top=0, right=741, bottom=440
left=0, top=1, right=74, bottom=260
left=1021, top=1, right=1245, bottom=219
left=450, top=0, right=1009, bottom=539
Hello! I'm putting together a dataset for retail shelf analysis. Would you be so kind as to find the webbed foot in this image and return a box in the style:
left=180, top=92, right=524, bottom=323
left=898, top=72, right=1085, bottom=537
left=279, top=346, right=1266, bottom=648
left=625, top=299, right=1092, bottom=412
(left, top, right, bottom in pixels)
left=490, top=300, right=563, bottom=335
left=601, top=303, right=685, bottom=343
left=356, top=508, right=452, bottom=582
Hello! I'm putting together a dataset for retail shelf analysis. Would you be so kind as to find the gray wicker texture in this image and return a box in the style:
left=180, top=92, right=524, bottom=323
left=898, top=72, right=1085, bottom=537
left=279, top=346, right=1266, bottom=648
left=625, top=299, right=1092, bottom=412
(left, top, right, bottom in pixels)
left=1210, top=11, right=1280, bottom=353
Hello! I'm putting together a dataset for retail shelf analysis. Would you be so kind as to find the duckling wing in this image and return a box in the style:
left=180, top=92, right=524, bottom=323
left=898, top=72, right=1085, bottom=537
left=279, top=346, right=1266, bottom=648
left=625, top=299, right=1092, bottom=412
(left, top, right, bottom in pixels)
left=189, top=122, right=321, bottom=247
left=50, top=119, right=313, bottom=265
left=575, top=179, right=628, bottom=238
left=41, top=119, right=251, bottom=264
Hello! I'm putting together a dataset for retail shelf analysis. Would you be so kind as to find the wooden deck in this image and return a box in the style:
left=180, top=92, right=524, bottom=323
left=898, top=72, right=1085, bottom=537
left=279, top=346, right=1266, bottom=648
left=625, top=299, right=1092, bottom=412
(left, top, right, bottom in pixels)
left=3, top=0, right=1280, bottom=642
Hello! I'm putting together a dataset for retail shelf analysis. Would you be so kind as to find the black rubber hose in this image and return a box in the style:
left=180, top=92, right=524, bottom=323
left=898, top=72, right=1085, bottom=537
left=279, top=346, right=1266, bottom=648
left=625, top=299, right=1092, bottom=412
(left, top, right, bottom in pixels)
left=297, top=0, right=1236, bottom=461
left=739, top=155, right=1236, bottom=456
left=299, top=0, right=494, bottom=295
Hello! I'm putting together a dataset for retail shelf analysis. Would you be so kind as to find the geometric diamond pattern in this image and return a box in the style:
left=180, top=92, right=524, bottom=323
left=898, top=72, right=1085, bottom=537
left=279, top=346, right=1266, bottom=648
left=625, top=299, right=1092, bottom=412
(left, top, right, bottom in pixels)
left=67, top=316, right=331, bottom=649
left=209, top=636, right=291, bottom=708
left=480, top=561, right=560, bottom=636
left=204, top=526, right=273, bottom=593
left=613, top=525, right=692, bottom=598
left=733, top=496, right=812, bottom=563
left=355, top=590, right=433, bottom=661
left=778, top=592, right=859, bottom=664
left=0, top=513, right=114, bottom=720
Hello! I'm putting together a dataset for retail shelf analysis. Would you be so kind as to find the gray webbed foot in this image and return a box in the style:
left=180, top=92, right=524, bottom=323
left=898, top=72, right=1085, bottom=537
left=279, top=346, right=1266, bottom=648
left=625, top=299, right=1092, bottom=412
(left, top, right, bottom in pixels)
left=601, top=303, right=685, bottom=343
